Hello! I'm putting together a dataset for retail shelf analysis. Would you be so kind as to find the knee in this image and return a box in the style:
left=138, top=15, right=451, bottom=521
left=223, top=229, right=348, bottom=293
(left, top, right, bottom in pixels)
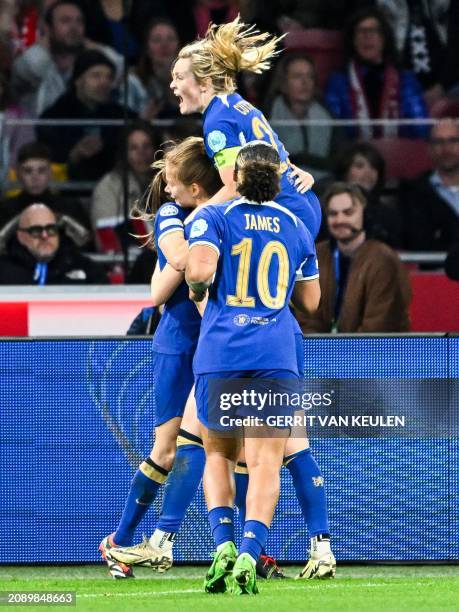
left=150, top=444, right=177, bottom=472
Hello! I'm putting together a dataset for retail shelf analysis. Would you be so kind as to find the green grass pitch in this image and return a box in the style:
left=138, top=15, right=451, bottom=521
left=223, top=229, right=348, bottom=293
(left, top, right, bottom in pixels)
left=1, top=565, right=458, bottom=611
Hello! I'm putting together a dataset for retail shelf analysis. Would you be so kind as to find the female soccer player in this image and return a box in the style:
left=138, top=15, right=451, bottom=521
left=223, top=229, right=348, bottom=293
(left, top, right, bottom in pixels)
left=186, top=141, right=321, bottom=594
left=170, top=16, right=335, bottom=579
left=99, top=136, right=222, bottom=578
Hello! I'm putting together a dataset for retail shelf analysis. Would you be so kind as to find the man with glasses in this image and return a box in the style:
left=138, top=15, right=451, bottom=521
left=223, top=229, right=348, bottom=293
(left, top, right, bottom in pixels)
left=0, top=204, right=107, bottom=285
left=400, top=118, right=459, bottom=252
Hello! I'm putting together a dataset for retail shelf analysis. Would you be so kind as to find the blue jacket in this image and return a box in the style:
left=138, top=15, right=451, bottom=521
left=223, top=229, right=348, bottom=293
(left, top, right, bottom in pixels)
left=325, top=66, right=429, bottom=139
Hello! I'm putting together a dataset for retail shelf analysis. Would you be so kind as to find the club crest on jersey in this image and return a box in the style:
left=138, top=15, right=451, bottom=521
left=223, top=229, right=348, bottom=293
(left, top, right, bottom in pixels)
left=190, top=218, right=208, bottom=238
left=234, top=314, right=250, bottom=327
left=208, top=130, right=227, bottom=153
left=160, top=204, right=179, bottom=217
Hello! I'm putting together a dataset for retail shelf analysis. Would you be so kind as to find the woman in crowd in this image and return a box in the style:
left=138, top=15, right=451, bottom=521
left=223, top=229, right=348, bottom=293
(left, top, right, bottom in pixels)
left=125, top=18, right=181, bottom=120
left=267, top=52, right=341, bottom=180
left=332, top=141, right=402, bottom=247
left=324, top=6, right=429, bottom=139
left=91, top=120, right=156, bottom=254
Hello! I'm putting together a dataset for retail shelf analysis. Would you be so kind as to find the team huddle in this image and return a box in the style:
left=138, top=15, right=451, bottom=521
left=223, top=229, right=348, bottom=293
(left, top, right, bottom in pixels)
left=99, top=17, right=336, bottom=595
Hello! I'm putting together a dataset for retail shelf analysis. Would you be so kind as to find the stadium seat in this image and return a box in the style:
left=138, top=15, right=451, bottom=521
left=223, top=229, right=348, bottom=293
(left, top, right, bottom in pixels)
left=284, top=29, right=342, bottom=90
left=369, top=138, right=432, bottom=180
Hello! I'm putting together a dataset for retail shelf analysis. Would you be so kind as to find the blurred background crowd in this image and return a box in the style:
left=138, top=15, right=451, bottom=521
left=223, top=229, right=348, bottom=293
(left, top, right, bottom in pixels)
left=0, top=0, right=458, bottom=290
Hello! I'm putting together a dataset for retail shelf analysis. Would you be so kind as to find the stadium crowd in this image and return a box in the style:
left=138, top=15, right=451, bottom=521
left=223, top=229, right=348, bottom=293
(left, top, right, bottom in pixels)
left=0, top=0, right=458, bottom=305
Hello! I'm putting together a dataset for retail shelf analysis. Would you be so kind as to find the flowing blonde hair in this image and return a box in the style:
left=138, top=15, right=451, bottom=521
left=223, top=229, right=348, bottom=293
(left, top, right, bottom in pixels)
left=176, top=15, right=283, bottom=93
left=131, top=137, right=222, bottom=247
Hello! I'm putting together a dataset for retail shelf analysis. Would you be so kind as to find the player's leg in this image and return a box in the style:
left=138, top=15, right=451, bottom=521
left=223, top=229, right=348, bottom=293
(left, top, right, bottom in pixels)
left=232, top=422, right=288, bottom=595
left=149, top=388, right=205, bottom=568
left=195, top=373, right=241, bottom=593
left=284, top=436, right=335, bottom=579
left=234, top=454, right=248, bottom=528
left=286, top=332, right=336, bottom=579
left=103, top=353, right=192, bottom=573
left=234, top=448, right=285, bottom=579
left=99, top=417, right=179, bottom=577
left=201, top=424, right=241, bottom=593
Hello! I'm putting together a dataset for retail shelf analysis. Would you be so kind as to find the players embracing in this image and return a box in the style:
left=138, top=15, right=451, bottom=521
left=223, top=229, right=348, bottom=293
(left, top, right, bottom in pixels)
left=102, top=15, right=336, bottom=591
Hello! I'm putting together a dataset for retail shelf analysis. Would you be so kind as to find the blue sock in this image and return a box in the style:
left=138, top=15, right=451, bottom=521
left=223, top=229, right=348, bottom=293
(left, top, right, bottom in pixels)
left=234, top=463, right=248, bottom=528
left=157, top=441, right=205, bottom=533
left=239, top=520, right=269, bottom=562
left=114, top=458, right=168, bottom=546
left=285, top=448, right=330, bottom=537
left=208, top=507, right=234, bottom=547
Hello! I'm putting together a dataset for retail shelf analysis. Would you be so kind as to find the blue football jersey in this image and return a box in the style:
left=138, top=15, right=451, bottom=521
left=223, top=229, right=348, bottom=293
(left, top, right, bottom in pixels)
left=203, top=92, right=322, bottom=238
left=188, top=198, right=319, bottom=374
left=152, top=202, right=201, bottom=355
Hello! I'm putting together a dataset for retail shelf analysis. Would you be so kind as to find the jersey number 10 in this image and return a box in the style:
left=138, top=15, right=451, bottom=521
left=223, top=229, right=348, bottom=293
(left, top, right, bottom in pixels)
left=226, top=238, right=289, bottom=309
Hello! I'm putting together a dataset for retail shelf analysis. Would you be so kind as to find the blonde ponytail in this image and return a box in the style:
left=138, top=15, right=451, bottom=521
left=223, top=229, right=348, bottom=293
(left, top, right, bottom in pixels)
left=177, top=15, right=283, bottom=93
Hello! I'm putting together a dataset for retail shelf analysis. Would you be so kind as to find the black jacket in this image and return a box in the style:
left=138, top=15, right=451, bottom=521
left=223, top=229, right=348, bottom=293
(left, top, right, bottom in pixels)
left=37, top=90, right=136, bottom=181
left=0, top=237, right=108, bottom=285
left=399, top=173, right=459, bottom=251
left=445, top=241, right=459, bottom=281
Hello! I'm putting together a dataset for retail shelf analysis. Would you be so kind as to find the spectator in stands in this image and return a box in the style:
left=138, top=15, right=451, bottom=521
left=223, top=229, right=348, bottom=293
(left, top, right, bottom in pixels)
left=0, top=141, right=91, bottom=250
left=36, top=49, right=136, bottom=182
left=125, top=18, right=180, bottom=120
left=298, top=182, right=411, bottom=333
left=267, top=53, right=341, bottom=180
left=0, top=203, right=108, bottom=284
left=0, top=72, right=34, bottom=188
left=91, top=121, right=155, bottom=253
left=400, top=118, right=459, bottom=251
left=324, top=6, right=429, bottom=139
left=0, top=0, right=17, bottom=71
left=11, top=0, right=123, bottom=117
left=332, top=141, right=402, bottom=247
left=80, top=0, right=139, bottom=62
left=376, top=0, right=449, bottom=108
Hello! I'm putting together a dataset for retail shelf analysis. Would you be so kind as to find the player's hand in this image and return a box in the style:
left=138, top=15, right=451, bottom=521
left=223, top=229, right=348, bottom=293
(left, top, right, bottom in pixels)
left=290, top=164, right=314, bottom=194
left=189, top=287, right=206, bottom=302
